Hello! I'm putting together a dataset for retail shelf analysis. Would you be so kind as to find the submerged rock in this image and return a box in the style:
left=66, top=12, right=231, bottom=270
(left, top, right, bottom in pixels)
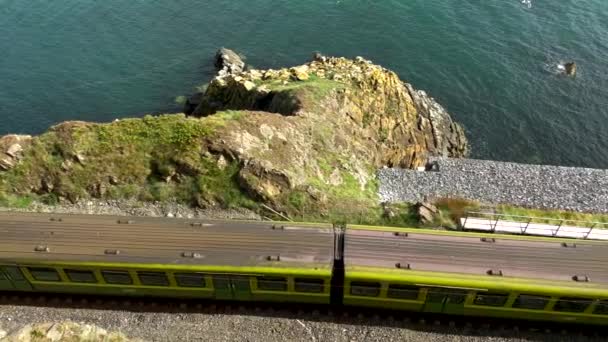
left=564, top=61, right=576, bottom=76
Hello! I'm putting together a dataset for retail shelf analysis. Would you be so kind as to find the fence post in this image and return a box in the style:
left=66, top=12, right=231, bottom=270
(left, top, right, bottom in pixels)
left=584, top=224, right=596, bottom=239
left=522, top=219, right=532, bottom=234
left=462, top=213, right=469, bottom=229
left=553, top=220, right=563, bottom=237
left=492, top=214, right=498, bottom=233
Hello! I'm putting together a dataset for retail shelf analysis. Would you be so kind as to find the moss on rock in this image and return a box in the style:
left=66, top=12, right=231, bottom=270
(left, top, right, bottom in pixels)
left=0, top=113, right=253, bottom=209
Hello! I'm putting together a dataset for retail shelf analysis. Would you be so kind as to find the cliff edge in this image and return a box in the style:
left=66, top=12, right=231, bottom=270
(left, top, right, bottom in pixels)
left=0, top=51, right=467, bottom=220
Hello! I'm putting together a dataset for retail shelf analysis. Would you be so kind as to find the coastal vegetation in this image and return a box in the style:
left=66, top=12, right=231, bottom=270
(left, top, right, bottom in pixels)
left=1, top=51, right=603, bottom=231
left=431, top=198, right=608, bottom=228
left=10, top=51, right=600, bottom=231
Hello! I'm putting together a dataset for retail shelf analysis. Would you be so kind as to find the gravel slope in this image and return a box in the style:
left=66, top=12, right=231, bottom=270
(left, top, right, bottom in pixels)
left=0, top=304, right=604, bottom=342
left=0, top=199, right=260, bottom=220
left=379, top=157, right=608, bottom=212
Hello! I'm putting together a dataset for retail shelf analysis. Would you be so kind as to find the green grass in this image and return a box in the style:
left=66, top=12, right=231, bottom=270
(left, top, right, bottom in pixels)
left=137, top=158, right=257, bottom=209
left=0, top=113, right=252, bottom=206
left=281, top=194, right=419, bottom=228
left=194, top=158, right=258, bottom=209
left=434, top=197, right=608, bottom=229
left=0, top=193, right=35, bottom=208
left=257, top=73, right=345, bottom=106
left=212, top=110, right=246, bottom=121
left=492, top=205, right=608, bottom=226
left=279, top=163, right=409, bottom=227
left=92, top=114, right=213, bottom=150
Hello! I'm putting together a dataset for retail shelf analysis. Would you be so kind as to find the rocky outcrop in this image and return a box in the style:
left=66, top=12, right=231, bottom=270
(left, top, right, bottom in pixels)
left=184, top=48, right=246, bottom=115
left=416, top=201, right=439, bottom=225
left=215, top=47, right=246, bottom=76
left=2, top=321, right=139, bottom=341
left=188, top=53, right=468, bottom=165
left=406, top=84, right=468, bottom=158
left=181, top=53, right=468, bottom=210
left=0, top=52, right=468, bottom=218
left=0, top=135, right=32, bottom=171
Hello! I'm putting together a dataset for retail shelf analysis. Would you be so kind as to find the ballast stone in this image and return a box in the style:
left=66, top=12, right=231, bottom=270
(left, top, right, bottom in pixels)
left=379, top=157, right=608, bottom=213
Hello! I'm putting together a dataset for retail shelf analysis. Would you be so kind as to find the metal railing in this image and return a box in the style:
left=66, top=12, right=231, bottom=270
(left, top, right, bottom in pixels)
left=461, top=211, right=608, bottom=240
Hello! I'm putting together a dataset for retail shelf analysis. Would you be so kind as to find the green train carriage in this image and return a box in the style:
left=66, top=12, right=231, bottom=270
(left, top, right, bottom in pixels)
left=0, top=213, right=335, bottom=304
left=2, top=212, right=608, bottom=326
left=343, top=225, right=608, bottom=325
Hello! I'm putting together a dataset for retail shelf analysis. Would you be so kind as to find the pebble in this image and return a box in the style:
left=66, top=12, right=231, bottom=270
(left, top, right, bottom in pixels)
left=379, top=157, right=608, bottom=213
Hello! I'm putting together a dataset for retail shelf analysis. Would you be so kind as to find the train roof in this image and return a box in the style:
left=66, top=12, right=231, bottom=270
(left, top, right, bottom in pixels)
left=0, top=212, right=335, bottom=269
left=344, top=228, right=608, bottom=286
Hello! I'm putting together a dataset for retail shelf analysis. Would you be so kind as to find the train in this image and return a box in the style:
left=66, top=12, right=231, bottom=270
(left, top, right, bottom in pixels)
left=1, top=211, right=608, bottom=325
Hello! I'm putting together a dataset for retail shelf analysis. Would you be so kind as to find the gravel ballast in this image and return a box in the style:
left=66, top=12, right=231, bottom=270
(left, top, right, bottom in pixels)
left=0, top=199, right=260, bottom=221
left=0, top=304, right=604, bottom=342
left=379, top=158, right=608, bottom=213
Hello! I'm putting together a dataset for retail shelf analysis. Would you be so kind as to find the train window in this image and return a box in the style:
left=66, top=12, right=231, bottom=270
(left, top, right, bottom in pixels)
left=175, top=273, right=206, bottom=287
left=387, top=284, right=420, bottom=300
left=65, top=269, right=97, bottom=283
left=474, top=292, right=509, bottom=307
left=138, top=272, right=169, bottom=286
left=102, top=270, right=133, bottom=285
left=512, top=295, right=550, bottom=310
left=294, top=278, right=324, bottom=293
left=426, top=288, right=469, bottom=304
left=593, top=300, right=608, bottom=315
left=350, top=281, right=381, bottom=297
left=554, top=297, right=593, bottom=313
left=28, top=267, right=60, bottom=281
left=257, top=276, right=287, bottom=291
left=4, top=267, right=25, bottom=280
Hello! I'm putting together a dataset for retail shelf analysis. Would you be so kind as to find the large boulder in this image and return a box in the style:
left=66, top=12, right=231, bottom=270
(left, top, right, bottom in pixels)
left=215, top=47, right=245, bottom=75
left=416, top=201, right=439, bottom=224
left=0, top=134, right=32, bottom=171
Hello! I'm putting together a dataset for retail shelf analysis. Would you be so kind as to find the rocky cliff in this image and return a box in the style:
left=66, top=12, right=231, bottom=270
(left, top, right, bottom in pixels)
left=0, top=51, right=468, bottom=220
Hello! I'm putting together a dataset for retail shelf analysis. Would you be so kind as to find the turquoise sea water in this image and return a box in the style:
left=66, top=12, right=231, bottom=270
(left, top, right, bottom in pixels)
left=1, top=0, right=607, bottom=168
